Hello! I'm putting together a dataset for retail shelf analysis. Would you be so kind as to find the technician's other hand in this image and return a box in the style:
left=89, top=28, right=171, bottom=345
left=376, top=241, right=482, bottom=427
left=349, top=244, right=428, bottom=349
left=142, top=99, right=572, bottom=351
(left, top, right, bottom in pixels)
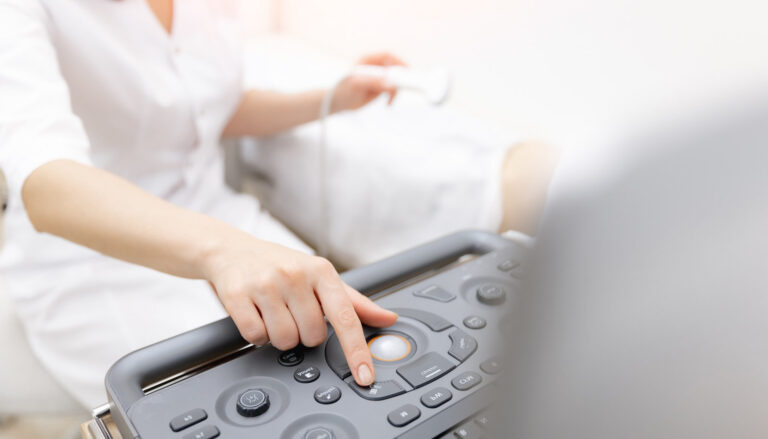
left=332, top=52, right=408, bottom=112
left=205, top=238, right=398, bottom=386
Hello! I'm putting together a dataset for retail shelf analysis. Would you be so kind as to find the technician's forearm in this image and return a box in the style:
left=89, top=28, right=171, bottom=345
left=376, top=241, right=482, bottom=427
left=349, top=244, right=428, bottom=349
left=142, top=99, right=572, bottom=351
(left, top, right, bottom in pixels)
left=223, top=89, right=326, bottom=137
left=21, top=160, right=246, bottom=279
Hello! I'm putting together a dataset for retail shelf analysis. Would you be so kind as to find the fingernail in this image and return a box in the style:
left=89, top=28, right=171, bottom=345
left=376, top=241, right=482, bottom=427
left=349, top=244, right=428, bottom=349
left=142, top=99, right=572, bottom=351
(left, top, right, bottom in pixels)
left=358, top=364, right=373, bottom=385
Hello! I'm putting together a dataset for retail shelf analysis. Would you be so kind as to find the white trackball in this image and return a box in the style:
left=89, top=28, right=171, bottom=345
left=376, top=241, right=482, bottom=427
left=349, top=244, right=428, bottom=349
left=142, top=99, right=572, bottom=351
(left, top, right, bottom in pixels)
left=368, top=334, right=412, bottom=362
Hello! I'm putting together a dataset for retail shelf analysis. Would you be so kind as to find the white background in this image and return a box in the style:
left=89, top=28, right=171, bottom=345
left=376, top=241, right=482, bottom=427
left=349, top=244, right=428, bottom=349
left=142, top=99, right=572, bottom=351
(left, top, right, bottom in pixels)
left=237, top=0, right=768, bottom=150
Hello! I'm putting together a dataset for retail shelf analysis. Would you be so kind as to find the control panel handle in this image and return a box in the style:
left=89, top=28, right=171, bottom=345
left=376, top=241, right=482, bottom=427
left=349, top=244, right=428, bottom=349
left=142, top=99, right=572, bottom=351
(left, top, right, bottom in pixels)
left=104, top=230, right=511, bottom=438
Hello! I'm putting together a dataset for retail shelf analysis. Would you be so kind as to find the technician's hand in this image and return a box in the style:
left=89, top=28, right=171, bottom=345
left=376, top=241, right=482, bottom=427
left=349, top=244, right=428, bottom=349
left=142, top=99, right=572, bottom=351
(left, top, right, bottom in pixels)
left=205, top=237, right=398, bottom=386
left=332, top=52, right=407, bottom=112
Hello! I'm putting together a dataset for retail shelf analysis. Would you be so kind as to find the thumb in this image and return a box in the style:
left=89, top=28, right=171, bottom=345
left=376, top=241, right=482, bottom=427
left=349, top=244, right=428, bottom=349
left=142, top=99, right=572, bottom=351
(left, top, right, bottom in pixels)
left=345, top=284, right=398, bottom=327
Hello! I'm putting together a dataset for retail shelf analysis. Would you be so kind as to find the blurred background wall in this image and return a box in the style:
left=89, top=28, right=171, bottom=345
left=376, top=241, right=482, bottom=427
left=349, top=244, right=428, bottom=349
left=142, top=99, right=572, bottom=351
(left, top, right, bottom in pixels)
left=236, top=0, right=768, bottom=150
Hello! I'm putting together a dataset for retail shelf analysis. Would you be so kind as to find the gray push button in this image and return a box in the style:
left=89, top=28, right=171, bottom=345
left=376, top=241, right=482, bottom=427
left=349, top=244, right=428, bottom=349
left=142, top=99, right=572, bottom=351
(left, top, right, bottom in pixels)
left=474, top=408, right=497, bottom=429
left=397, top=352, right=456, bottom=388
left=169, top=408, right=207, bottom=432
left=451, top=371, right=483, bottom=391
left=182, top=426, right=220, bottom=439
left=278, top=349, right=303, bottom=366
left=325, top=334, right=351, bottom=379
left=476, top=284, right=507, bottom=306
left=388, top=308, right=453, bottom=332
left=387, top=404, right=421, bottom=427
left=314, top=385, right=342, bottom=404
left=462, top=315, right=486, bottom=330
left=453, top=421, right=485, bottom=438
left=480, top=357, right=502, bottom=375
left=420, top=387, right=453, bottom=408
left=448, top=329, right=478, bottom=362
left=497, top=259, right=519, bottom=272
left=294, top=365, right=320, bottom=383
left=304, top=427, right=335, bottom=439
left=413, top=285, right=456, bottom=302
left=348, top=379, right=406, bottom=401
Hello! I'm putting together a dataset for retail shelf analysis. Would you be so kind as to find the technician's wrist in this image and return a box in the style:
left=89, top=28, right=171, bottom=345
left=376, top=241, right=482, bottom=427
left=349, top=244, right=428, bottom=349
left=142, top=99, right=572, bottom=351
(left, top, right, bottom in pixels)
left=196, top=227, right=249, bottom=282
left=323, top=87, right=341, bottom=115
left=324, top=84, right=355, bottom=115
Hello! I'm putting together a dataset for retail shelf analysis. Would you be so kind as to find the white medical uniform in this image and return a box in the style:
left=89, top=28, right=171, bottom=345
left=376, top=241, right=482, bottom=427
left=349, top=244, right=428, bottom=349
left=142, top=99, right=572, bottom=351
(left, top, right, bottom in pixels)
left=0, top=0, right=311, bottom=408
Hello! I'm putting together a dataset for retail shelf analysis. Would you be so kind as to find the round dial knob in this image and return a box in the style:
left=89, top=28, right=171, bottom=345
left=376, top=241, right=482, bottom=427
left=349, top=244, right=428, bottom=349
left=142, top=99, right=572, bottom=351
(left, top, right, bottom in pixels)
left=476, top=284, right=507, bottom=305
left=236, top=388, right=270, bottom=417
left=305, top=427, right=335, bottom=439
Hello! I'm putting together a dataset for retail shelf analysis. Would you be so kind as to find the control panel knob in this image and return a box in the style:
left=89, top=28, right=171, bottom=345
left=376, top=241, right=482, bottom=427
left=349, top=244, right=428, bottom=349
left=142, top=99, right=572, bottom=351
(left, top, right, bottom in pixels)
left=476, top=284, right=507, bottom=305
left=236, top=388, right=270, bottom=417
left=304, top=427, right=335, bottom=439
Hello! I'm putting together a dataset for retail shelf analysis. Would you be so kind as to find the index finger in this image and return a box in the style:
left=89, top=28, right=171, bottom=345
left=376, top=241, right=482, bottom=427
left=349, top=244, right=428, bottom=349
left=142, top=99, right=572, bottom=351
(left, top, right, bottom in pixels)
left=314, top=272, right=375, bottom=386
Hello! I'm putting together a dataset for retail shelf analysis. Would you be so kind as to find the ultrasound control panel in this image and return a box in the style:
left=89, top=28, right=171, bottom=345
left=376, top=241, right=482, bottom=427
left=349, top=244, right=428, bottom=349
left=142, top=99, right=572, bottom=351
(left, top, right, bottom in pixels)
left=102, top=231, right=523, bottom=439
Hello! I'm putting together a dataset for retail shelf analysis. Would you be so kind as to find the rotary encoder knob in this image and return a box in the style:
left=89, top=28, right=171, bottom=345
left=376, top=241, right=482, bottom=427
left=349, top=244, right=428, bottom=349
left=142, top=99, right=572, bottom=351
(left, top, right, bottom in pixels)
left=236, top=388, right=270, bottom=417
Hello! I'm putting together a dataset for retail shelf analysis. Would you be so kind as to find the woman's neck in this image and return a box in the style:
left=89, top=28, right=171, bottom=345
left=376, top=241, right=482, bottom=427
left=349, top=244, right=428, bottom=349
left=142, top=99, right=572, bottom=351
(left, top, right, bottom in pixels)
left=145, top=0, right=174, bottom=34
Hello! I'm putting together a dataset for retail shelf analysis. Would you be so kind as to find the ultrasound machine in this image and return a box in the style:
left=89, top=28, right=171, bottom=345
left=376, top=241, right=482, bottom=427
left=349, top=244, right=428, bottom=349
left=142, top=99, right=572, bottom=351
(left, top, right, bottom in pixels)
left=84, top=230, right=523, bottom=439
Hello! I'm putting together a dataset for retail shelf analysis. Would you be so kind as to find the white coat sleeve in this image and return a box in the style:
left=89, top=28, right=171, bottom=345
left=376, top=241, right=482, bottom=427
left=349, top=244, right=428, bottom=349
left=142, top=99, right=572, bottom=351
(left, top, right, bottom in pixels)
left=0, top=0, right=93, bottom=209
